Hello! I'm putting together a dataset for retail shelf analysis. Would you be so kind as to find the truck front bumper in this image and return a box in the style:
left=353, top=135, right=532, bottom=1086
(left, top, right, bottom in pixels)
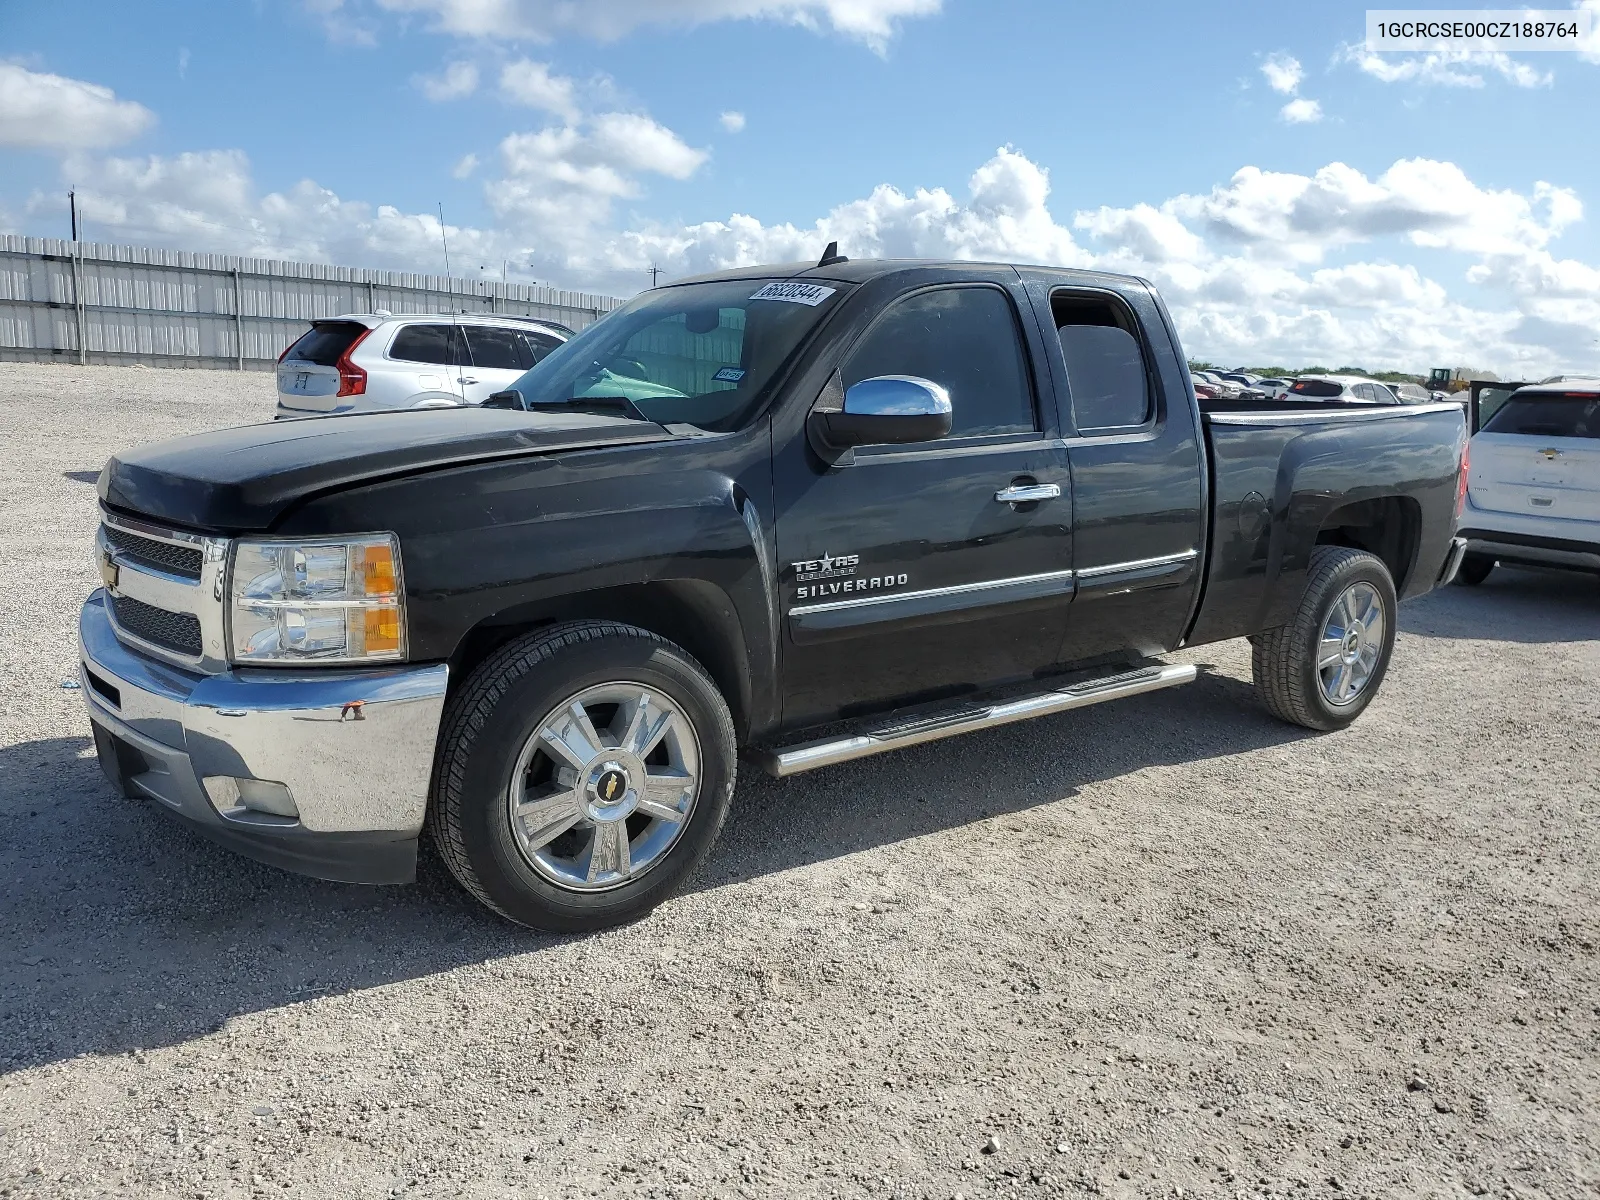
left=78, top=590, right=449, bottom=885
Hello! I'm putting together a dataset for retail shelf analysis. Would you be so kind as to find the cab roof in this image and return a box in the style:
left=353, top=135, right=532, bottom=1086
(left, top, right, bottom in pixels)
left=661, top=256, right=1149, bottom=291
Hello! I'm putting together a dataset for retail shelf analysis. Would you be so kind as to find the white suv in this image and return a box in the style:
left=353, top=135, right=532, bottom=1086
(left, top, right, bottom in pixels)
left=1456, top=380, right=1600, bottom=585
left=274, top=313, right=572, bottom=419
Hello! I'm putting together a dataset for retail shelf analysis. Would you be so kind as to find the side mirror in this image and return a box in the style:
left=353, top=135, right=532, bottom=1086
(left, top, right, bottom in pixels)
left=482, top=389, right=526, bottom=410
left=815, top=376, right=952, bottom=449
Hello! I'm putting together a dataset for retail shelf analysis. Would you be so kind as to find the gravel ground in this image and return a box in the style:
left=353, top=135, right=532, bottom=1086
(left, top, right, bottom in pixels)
left=1, top=360, right=1597, bottom=1200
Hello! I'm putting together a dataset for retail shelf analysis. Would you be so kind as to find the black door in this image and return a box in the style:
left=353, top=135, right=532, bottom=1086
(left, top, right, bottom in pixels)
left=773, top=277, right=1074, bottom=729
left=1021, top=277, right=1207, bottom=665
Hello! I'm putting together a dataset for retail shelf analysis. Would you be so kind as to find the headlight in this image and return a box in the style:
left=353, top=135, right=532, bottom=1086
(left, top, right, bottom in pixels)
left=228, top=534, right=406, bottom=664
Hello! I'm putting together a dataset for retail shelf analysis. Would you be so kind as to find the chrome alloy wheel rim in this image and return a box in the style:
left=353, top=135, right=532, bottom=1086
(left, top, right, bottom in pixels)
left=507, top=682, right=701, bottom=892
left=1317, top=581, right=1386, bottom=706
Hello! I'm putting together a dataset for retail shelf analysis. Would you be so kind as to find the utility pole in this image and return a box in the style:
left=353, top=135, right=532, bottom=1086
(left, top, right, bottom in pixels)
left=647, top=265, right=662, bottom=287
left=69, top=189, right=78, bottom=241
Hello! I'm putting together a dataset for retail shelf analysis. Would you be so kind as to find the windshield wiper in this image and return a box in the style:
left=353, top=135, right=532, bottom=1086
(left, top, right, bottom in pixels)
left=484, top=392, right=652, bottom=422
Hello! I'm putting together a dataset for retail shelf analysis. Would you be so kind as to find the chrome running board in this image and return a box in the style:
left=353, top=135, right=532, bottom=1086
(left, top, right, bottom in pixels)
left=755, top=662, right=1198, bottom=778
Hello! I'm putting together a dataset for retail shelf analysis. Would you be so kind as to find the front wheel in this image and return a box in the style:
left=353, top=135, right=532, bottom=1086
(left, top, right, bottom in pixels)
left=428, top=621, right=737, bottom=932
left=1252, top=547, right=1398, bottom=732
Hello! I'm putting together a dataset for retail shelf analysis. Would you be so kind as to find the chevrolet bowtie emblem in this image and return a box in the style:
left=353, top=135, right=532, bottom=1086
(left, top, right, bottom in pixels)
left=99, top=551, right=119, bottom=591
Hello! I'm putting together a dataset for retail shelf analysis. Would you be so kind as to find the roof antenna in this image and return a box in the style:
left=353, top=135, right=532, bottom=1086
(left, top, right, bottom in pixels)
left=817, top=240, right=848, bottom=267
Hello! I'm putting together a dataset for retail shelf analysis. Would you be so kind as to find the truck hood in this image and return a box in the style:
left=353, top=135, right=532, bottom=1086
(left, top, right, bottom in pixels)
left=99, top=407, right=677, bottom=532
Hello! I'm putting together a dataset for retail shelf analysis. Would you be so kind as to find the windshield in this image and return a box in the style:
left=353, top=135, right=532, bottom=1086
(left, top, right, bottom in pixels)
left=498, top=277, right=849, bottom=432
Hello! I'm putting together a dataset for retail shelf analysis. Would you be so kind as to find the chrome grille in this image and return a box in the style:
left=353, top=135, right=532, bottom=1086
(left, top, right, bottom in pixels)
left=103, top=525, right=203, bottom=579
left=99, top=510, right=229, bottom=672
left=112, top=594, right=204, bottom=656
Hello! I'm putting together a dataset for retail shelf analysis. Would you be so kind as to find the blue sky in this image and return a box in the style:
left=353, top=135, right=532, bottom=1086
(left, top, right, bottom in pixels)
left=3, top=0, right=1599, bottom=373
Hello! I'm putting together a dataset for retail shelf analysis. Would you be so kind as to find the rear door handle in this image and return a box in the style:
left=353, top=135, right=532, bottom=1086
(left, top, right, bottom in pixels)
left=994, top=483, right=1061, bottom=504
left=458, top=376, right=478, bottom=384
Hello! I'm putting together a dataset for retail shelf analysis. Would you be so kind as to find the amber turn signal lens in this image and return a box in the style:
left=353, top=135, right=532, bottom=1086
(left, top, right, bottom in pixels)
left=364, top=606, right=401, bottom=654
left=361, top=543, right=397, bottom=596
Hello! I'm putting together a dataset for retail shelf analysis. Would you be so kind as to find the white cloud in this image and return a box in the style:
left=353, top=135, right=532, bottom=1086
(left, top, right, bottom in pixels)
left=719, top=110, right=746, bottom=132
left=302, top=0, right=379, bottom=45
left=452, top=152, right=479, bottom=178
left=366, top=0, right=941, bottom=51
left=413, top=59, right=479, bottom=100
left=28, top=144, right=1600, bottom=378
left=1260, top=53, right=1303, bottom=95
left=587, top=112, right=708, bottom=179
left=489, top=113, right=709, bottom=244
left=1340, top=44, right=1552, bottom=88
left=0, top=63, right=154, bottom=150
left=1580, top=0, right=1600, bottom=63
left=498, top=59, right=579, bottom=120
left=1279, top=98, right=1322, bottom=124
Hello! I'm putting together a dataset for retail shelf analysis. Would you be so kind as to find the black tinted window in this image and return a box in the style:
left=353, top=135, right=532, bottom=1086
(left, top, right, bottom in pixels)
left=843, top=287, right=1035, bottom=438
left=1482, top=393, right=1600, bottom=438
left=521, top=330, right=561, bottom=364
left=282, top=321, right=365, bottom=366
left=390, top=324, right=468, bottom=365
left=1058, top=325, right=1149, bottom=430
left=464, top=325, right=531, bottom=370
left=1290, top=379, right=1342, bottom=398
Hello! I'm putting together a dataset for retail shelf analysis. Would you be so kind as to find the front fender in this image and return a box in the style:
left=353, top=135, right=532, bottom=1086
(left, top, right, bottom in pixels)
left=272, top=431, right=781, bottom=735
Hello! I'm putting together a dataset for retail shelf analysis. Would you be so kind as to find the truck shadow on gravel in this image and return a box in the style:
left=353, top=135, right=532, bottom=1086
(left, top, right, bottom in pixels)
left=1401, top=566, right=1600, bottom=644
left=0, top=670, right=1309, bottom=1074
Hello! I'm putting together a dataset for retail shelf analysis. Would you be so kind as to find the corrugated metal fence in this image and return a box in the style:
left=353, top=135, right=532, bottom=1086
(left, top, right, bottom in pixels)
left=0, top=235, right=626, bottom=371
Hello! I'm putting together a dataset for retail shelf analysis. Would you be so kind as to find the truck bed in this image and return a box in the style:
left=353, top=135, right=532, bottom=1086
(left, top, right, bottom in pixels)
left=1184, top=400, right=1467, bottom=649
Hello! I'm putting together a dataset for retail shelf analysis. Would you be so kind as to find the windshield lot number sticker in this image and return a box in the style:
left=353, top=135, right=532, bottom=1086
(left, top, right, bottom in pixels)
left=750, top=282, right=836, bottom=306
left=713, top=367, right=747, bottom=382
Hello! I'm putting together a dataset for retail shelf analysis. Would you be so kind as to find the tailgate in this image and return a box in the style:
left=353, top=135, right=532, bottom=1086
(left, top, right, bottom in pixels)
left=1470, top=433, right=1600, bottom=522
left=276, top=321, right=369, bottom=412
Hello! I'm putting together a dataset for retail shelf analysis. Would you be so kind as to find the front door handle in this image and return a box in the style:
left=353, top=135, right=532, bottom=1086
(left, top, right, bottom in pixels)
left=458, top=376, right=479, bottom=384
left=994, top=483, right=1061, bottom=504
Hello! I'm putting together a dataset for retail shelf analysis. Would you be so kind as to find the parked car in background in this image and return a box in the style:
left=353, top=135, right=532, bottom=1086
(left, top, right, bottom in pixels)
left=1254, top=378, right=1292, bottom=399
left=1384, top=383, right=1433, bottom=405
left=1192, top=373, right=1222, bottom=399
left=1285, top=375, right=1402, bottom=404
left=1537, top=374, right=1600, bottom=385
left=1456, top=380, right=1600, bottom=585
left=275, top=313, right=573, bottom=419
left=1194, top=370, right=1242, bottom=399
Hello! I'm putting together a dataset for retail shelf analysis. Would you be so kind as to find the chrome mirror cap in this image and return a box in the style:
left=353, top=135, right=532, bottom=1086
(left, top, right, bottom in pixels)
left=817, top=375, right=953, bottom=449
left=842, top=375, right=952, bottom=419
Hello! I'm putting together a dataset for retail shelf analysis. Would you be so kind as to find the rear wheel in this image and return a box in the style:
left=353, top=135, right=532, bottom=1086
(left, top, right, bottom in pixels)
left=1453, top=554, right=1495, bottom=586
left=428, top=621, right=736, bottom=932
left=1252, top=547, right=1398, bottom=732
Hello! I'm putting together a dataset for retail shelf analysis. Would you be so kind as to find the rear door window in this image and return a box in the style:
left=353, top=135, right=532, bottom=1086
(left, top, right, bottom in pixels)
left=843, top=286, right=1037, bottom=438
left=1481, top=393, right=1600, bottom=438
left=464, top=325, right=532, bottom=371
left=390, top=324, right=470, bottom=366
left=1050, top=295, right=1151, bottom=432
left=282, top=321, right=366, bottom=366
left=519, top=329, right=563, bottom=365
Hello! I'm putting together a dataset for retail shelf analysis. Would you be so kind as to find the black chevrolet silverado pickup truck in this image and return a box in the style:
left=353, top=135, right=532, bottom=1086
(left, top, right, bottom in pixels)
left=80, top=257, right=1470, bottom=930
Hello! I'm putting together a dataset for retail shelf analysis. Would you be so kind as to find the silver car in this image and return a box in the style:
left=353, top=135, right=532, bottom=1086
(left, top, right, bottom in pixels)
left=274, top=313, right=572, bottom=419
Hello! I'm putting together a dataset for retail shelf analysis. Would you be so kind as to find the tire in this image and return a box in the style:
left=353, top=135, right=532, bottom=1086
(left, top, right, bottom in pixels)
left=1252, top=546, right=1398, bottom=732
left=1453, top=553, right=1495, bottom=586
left=428, top=621, right=737, bottom=932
